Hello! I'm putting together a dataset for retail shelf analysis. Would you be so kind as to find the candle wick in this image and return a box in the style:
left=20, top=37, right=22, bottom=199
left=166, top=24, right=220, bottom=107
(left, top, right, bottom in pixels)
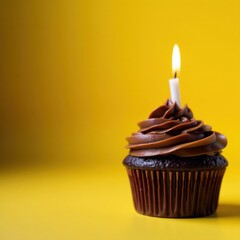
left=174, top=72, right=177, bottom=78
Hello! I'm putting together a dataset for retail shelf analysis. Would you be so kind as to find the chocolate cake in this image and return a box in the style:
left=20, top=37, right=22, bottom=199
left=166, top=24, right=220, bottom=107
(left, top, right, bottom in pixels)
left=123, top=100, right=228, bottom=218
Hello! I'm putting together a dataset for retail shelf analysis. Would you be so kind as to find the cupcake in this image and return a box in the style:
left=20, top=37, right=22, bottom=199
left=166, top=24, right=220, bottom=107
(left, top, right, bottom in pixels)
left=123, top=99, right=228, bottom=218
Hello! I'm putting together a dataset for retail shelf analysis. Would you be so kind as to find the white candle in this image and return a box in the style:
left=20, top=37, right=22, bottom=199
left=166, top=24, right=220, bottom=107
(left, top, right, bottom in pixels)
left=169, top=78, right=181, bottom=106
left=169, top=44, right=181, bottom=107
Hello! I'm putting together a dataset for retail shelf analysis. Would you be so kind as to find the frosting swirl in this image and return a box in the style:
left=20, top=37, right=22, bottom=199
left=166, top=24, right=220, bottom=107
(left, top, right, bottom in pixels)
left=127, top=99, right=227, bottom=157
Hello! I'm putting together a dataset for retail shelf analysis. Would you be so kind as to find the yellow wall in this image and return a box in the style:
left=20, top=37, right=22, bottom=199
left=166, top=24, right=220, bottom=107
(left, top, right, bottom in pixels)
left=1, top=0, right=239, bottom=168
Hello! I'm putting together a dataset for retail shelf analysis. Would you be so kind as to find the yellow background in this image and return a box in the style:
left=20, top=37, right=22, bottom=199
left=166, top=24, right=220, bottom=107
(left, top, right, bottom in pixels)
left=1, top=0, right=240, bottom=239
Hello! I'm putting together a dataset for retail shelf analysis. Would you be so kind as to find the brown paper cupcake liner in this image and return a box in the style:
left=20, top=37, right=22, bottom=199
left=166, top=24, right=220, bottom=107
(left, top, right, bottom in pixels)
left=126, top=168, right=226, bottom=218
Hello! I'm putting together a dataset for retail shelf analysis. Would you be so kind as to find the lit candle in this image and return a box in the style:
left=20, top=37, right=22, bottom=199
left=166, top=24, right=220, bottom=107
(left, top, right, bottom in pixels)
left=169, top=44, right=181, bottom=107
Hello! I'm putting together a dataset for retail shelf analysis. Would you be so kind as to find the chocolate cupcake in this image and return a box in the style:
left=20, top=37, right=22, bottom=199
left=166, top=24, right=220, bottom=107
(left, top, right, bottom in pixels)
left=123, top=99, right=228, bottom=218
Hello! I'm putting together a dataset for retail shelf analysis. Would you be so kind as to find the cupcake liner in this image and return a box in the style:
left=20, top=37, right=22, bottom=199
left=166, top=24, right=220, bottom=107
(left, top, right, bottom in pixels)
left=126, top=167, right=226, bottom=218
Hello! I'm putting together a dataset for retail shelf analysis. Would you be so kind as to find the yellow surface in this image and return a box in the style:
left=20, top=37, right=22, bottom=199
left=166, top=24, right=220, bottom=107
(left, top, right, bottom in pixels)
left=1, top=166, right=240, bottom=240
left=1, top=0, right=240, bottom=239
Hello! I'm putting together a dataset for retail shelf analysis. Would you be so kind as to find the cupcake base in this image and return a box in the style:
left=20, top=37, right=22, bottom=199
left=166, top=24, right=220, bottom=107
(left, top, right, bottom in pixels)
left=123, top=154, right=228, bottom=218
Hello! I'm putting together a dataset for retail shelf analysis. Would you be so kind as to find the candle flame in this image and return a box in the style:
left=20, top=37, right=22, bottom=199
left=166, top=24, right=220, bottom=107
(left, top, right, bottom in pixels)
left=172, top=44, right=181, bottom=77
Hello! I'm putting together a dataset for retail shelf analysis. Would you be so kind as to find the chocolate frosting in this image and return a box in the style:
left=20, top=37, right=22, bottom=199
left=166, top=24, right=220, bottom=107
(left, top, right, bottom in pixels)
left=127, top=99, right=227, bottom=157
